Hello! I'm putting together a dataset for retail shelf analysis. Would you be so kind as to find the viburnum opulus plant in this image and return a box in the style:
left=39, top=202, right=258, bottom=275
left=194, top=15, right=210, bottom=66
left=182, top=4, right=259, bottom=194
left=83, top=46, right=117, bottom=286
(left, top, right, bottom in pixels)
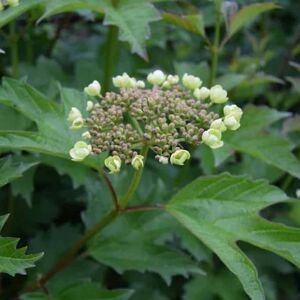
left=68, top=70, right=243, bottom=173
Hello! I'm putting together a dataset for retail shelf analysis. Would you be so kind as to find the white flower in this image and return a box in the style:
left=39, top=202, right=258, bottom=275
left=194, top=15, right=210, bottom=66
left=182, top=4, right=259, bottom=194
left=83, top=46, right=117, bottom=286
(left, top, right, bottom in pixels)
left=296, top=189, right=300, bottom=198
left=131, top=155, right=144, bottom=170
left=86, top=101, right=94, bottom=112
left=136, top=80, right=145, bottom=88
left=210, top=118, right=227, bottom=132
left=147, top=70, right=166, bottom=85
left=167, top=75, right=179, bottom=85
left=81, top=131, right=91, bottom=139
left=182, top=73, right=202, bottom=90
left=112, top=73, right=136, bottom=88
left=158, top=156, right=169, bottom=164
left=104, top=155, right=122, bottom=174
left=7, top=0, right=19, bottom=7
left=202, top=129, right=224, bottom=149
left=70, top=117, right=84, bottom=130
left=69, top=141, right=91, bottom=161
left=224, top=115, right=240, bottom=130
left=210, top=85, right=228, bottom=103
left=170, top=150, right=191, bottom=166
left=223, top=104, right=243, bottom=121
left=84, top=80, right=101, bottom=97
left=67, top=107, right=82, bottom=122
left=194, top=87, right=210, bottom=100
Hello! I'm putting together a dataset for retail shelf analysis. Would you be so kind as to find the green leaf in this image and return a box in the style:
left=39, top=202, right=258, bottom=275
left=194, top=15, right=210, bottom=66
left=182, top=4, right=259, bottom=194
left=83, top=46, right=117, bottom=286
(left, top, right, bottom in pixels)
left=184, top=270, right=247, bottom=300
left=21, top=281, right=133, bottom=300
left=217, top=106, right=300, bottom=178
left=41, top=0, right=160, bottom=59
left=162, top=12, right=206, bottom=38
left=0, top=157, right=37, bottom=188
left=88, top=212, right=204, bottom=284
left=0, top=78, right=105, bottom=169
left=166, top=173, right=300, bottom=300
left=228, top=3, right=280, bottom=38
left=0, top=215, right=43, bottom=276
left=0, top=0, right=45, bottom=28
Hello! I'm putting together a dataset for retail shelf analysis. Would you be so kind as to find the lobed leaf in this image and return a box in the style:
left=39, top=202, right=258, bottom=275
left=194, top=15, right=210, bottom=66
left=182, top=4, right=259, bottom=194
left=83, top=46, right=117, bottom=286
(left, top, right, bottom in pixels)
left=0, top=215, right=43, bottom=276
left=166, top=173, right=300, bottom=300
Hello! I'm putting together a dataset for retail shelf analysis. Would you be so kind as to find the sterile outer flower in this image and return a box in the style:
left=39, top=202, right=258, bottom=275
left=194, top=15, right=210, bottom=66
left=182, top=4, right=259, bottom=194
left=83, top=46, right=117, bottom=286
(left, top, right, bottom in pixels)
left=170, top=149, right=191, bottom=166
left=182, top=73, right=202, bottom=90
left=86, top=101, right=94, bottom=112
left=131, top=155, right=144, bottom=170
left=223, top=104, right=243, bottom=121
left=202, top=129, right=224, bottom=149
left=68, top=107, right=82, bottom=122
left=70, top=117, right=84, bottom=130
left=84, top=80, right=101, bottom=97
left=158, top=156, right=169, bottom=164
left=147, top=70, right=166, bottom=85
left=104, top=155, right=122, bottom=174
left=210, top=118, right=227, bottom=132
left=82, top=131, right=91, bottom=139
left=136, top=80, right=145, bottom=89
left=167, top=75, right=179, bottom=85
left=162, top=81, right=171, bottom=89
left=210, top=85, right=228, bottom=103
left=194, top=87, right=210, bottom=100
left=69, top=141, right=91, bottom=161
left=224, top=115, right=240, bottom=130
left=7, top=0, right=19, bottom=7
left=113, top=73, right=136, bottom=88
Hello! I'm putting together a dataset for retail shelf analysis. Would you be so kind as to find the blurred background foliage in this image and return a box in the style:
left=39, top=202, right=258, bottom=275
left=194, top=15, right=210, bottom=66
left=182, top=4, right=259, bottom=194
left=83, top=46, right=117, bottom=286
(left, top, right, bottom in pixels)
left=0, top=0, right=300, bottom=299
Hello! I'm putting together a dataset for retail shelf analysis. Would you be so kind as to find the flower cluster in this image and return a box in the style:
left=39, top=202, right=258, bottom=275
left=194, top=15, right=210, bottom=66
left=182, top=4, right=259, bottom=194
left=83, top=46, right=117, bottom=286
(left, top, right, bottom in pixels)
left=0, top=0, right=19, bottom=10
left=68, top=70, right=243, bottom=174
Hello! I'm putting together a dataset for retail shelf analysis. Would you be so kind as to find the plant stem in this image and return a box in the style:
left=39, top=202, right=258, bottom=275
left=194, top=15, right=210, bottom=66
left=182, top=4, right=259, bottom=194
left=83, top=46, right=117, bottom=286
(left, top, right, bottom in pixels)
left=26, top=13, right=34, bottom=65
left=9, top=21, right=19, bottom=78
left=120, top=145, right=149, bottom=208
left=99, top=170, right=120, bottom=210
left=209, top=0, right=222, bottom=86
left=102, top=25, right=119, bottom=93
left=38, top=209, right=119, bottom=288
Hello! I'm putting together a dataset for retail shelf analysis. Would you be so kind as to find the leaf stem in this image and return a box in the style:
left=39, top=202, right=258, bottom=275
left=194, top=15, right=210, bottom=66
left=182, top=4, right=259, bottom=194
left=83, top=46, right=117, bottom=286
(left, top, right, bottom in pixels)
left=122, top=204, right=165, bottom=213
left=209, top=0, right=222, bottom=86
left=102, top=25, right=119, bottom=93
left=120, top=145, right=149, bottom=208
left=9, top=21, right=19, bottom=78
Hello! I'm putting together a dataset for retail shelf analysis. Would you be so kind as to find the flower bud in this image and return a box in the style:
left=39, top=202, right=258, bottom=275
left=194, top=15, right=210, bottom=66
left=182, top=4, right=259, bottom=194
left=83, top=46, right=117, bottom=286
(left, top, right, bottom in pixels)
left=7, top=0, right=19, bottom=7
left=158, top=156, right=169, bottom=164
left=147, top=70, right=166, bottom=85
left=82, top=131, right=91, bottom=139
left=86, top=101, right=94, bottom=112
left=68, top=107, right=82, bottom=122
left=84, top=80, right=101, bottom=97
left=210, top=85, right=228, bottom=103
left=182, top=74, right=202, bottom=90
left=70, top=117, right=84, bottom=130
left=136, top=80, right=145, bottom=88
left=223, top=104, right=243, bottom=121
left=131, top=155, right=144, bottom=170
left=170, top=149, right=191, bottom=166
left=210, top=118, right=226, bottom=132
left=224, top=115, right=240, bottom=130
left=167, top=75, right=179, bottom=85
left=104, top=155, right=122, bottom=174
left=113, top=73, right=136, bottom=88
left=194, top=87, right=210, bottom=100
left=202, top=129, right=224, bottom=149
left=69, top=141, right=92, bottom=161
